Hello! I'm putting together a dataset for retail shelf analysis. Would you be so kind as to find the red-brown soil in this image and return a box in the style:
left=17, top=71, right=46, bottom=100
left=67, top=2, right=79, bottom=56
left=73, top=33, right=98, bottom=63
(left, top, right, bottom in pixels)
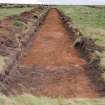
left=0, top=9, right=105, bottom=98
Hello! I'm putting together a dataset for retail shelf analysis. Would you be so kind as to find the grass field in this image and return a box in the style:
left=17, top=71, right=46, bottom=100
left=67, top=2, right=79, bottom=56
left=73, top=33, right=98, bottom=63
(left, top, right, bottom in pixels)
left=0, top=94, right=105, bottom=105
left=58, top=6, right=105, bottom=76
left=0, top=6, right=105, bottom=105
left=0, top=7, right=32, bottom=20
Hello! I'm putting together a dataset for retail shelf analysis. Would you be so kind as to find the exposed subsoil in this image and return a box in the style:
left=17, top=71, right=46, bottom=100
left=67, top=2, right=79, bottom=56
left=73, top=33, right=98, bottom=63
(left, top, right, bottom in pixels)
left=0, top=9, right=105, bottom=98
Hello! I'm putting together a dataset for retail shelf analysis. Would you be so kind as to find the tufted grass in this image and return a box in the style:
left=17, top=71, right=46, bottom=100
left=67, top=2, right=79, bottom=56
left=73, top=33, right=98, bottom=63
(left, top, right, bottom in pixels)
left=0, top=7, right=32, bottom=20
left=0, top=94, right=105, bottom=105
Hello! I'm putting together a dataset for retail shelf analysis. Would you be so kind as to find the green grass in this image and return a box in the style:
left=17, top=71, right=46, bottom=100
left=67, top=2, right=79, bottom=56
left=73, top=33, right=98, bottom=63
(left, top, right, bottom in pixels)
left=13, top=20, right=25, bottom=27
left=0, top=7, right=32, bottom=20
left=0, top=94, right=105, bottom=105
left=58, top=6, right=105, bottom=72
left=58, top=6, right=105, bottom=28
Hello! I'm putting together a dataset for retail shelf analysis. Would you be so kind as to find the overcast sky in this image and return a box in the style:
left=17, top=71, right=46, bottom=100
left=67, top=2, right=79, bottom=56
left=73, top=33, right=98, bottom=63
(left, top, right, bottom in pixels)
left=0, top=0, right=105, bottom=5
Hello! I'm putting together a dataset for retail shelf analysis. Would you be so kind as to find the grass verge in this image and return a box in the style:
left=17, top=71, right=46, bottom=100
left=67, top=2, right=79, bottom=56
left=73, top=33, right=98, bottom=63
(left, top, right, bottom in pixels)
left=0, top=94, right=105, bottom=105
left=0, top=7, right=32, bottom=20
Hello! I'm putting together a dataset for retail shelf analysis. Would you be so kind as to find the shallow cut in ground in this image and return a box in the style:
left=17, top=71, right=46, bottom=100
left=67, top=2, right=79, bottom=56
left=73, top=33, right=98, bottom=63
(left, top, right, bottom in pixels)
left=1, top=9, right=104, bottom=98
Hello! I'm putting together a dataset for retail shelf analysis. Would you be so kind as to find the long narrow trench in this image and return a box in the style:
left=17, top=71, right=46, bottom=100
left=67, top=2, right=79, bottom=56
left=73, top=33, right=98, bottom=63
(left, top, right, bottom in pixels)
left=3, top=9, right=100, bottom=98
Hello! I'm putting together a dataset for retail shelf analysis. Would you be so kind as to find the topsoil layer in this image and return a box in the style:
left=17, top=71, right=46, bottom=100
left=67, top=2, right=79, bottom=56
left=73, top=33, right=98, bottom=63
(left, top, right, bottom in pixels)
left=0, top=9, right=105, bottom=98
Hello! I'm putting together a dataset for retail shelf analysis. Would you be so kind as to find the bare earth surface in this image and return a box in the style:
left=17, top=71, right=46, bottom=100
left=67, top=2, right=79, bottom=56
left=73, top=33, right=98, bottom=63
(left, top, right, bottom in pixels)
left=2, top=9, right=103, bottom=98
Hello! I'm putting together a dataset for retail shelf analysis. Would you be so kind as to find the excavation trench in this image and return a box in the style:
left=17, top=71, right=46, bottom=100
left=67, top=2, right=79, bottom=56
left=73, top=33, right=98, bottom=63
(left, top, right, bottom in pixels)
left=1, top=9, right=105, bottom=98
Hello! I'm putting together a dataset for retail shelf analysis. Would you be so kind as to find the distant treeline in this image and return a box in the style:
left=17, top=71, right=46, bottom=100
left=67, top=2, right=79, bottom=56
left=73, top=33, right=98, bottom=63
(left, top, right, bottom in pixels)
left=0, top=4, right=33, bottom=8
left=87, top=6, right=105, bottom=8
